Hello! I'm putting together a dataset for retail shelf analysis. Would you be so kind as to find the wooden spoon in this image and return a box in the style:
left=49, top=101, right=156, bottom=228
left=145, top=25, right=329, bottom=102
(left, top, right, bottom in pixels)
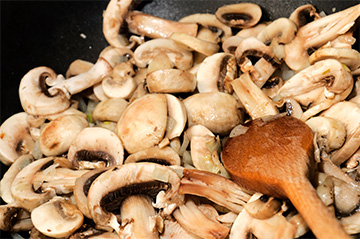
left=222, top=115, right=350, bottom=239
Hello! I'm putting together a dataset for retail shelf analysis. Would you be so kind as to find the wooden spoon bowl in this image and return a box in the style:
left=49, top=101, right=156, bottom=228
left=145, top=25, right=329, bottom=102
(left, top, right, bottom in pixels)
left=222, top=115, right=350, bottom=239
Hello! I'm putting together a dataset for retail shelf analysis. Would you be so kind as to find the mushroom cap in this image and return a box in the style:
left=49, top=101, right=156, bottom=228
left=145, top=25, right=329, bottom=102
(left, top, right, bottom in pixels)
left=0, top=112, right=35, bottom=165
left=125, top=146, right=181, bottom=166
left=116, top=94, right=168, bottom=154
left=68, top=127, right=124, bottom=169
left=183, top=92, right=243, bottom=135
left=215, top=3, right=262, bottom=28
left=31, top=197, right=84, bottom=238
left=39, top=115, right=89, bottom=156
left=19, top=67, right=71, bottom=116
left=92, top=97, right=129, bottom=122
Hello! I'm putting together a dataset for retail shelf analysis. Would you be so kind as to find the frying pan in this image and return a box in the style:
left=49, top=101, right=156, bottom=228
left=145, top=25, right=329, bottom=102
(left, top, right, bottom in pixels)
left=0, top=0, right=359, bottom=238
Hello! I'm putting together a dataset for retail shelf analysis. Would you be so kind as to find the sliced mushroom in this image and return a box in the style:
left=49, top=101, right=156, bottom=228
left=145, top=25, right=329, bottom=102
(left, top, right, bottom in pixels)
left=231, top=72, right=279, bottom=119
left=116, top=93, right=167, bottom=153
left=68, top=127, right=124, bottom=169
left=119, top=194, right=159, bottom=239
left=92, top=97, right=129, bottom=122
left=173, top=198, right=230, bottom=239
left=126, top=11, right=198, bottom=39
left=87, top=163, right=183, bottom=234
left=99, top=45, right=134, bottom=68
left=289, top=4, right=321, bottom=28
left=179, top=168, right=252, bottom=213
left=183, top=92, right=243, bottom=135
left=235, top=22, right=268, bottom=38
left=332, top=177, right=360, bottom=215
left=10, top=157, right=57, bottom=211
left=161, top=218, right=200, bottom=239
left=179, top=13, right=232, bottom=42
left=39, top=114, right=88, bottom=157
left=321, top=101, right=360, bottom=165
left=31, top=196, right=84, bottom=238
left=340, top=211, right=360, bottom=235
left=256, top=18, right=297, bottom=45
left=19, top=67, right=70, bottom=116
left=0, top=112, right=35, bottom=165
left=215, top=3, right=262, bottom=28
left=66, top=59, right=94, bottom=78
left=165, top=94, right=187, bottom=140
left=125, top=146, right=181, bottom=166
left=145, top=69, right=196, bottom=93
left=0, top=204, right=32, bottom=232
left=0, top=154, right=34, bottom=204
left=102, top=0, right=131, bottom=48
left=133, top=38, right=193, bottom=70
left=244, top=193, right=282, bottom=220
left=222, top=35, right=245, bottom=54
left=196, top=52, right=237, bottom=94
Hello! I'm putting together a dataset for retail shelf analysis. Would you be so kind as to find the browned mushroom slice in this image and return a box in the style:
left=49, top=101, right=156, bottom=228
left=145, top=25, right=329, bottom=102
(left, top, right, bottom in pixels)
left=68, top=127, right=124, bottom=169
left=39, top=115, right=88, bottom=157
left=0, top=113, right=35, bottom=166
left=87, top=162, right=183, bottom=234
left=173, top=198, right=230, bottom=239
left=183, top=92, right=243, bottom=136
left=125, top=146, right=181, bottom=166
left=0, top=204, right=33, bottom=232
left=179, top=168, right=251, bottom=213
left=126, top=11, right=198, bottom=39
left=289, top=4, right=321, bottom=28
left=215, top=3, right=262, bottom=28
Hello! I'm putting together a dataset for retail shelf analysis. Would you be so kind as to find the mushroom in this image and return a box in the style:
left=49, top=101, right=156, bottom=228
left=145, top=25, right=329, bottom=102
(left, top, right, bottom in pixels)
left=183, top=92, right=243, bottom=136
left=133, top=38, right=193, bottom=70
left=215, top=3, right=262, bottom=28
left=161, top=218, right=200, bottom=239
left=10, top=157, right=58, bottom=211
left=99, top=45, right=134, bottom=68
left=102, top=0, right=132, bottom=48
left=231, top=72, right=279, bottom=119
left=170, top=32, right=220, bottom=57
left=0, top=112, right=35, bottom=165
left=165, top=94, right=187, bottom=140
left=92, top=97, right=129, bottom=123
left=68, top=127, right=124, bottom=169
left=0, top=204, right=33, bottom=232
left=179, top=168, right=252, bottom=214
left=276, top=59, right=353, bottom=121
left=289, top=4, right=321, bottom=28
left=222, top=35, right=245, bottom=54
left=196, top=52, right=237, bottom=94
left=39, top=114, right=88, bottom=157
left=172, top=198, right=230, bottom=239
left=65, top=59, right=94, bottom=78
left=19, top=67, right=70, bottom=116
left=0, top=154, right=34, bottom=204
left=125, top=11, right=198, bottom=39
left=31, top=196, right=84, bottom=238
left=87, top=162, right=183, bottom=235
left=244, top=193, right=282, bottom=220
left=321, top=101, right=360, bottom=165
left=284, top=4, right=360, bottom=71
left=340, top=211, right=360, bottom=235
left=119, top=194, right=159, bottom=239
left=145, top=69, right=196, bottom=94
left=256, top=18, right=297, bottom=45
left=116, top=93, right=167, bottom=154
left=125, top=146, right=181, bottom=166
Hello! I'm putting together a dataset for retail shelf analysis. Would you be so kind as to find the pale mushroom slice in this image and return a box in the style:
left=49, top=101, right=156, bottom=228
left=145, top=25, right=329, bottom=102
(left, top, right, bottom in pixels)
left=165, top=94, right=187, bottom=140
left=119, top=194, right=159, bottom=239
left=231, top=72, right=279, bottom=120
left=116, top=93, right=167, bottom=154
left=19, top=67, right=70, bottom=116
left=10, top=157, right=57, bottom=211
left=145, top=69, right=196, bottom=94
left=222, top=35, right=245, bottom=54
left=215, top=3, right=262, bottom=28
left=172, top=198, right=230, bottom=239
left=196, top=53, right=237, bottom=94
left=65, top=59, right=94, bottom=78
left=321, top=101, right=360, bottom=165
left=289, top=4, right=321, bottom=28
left=126, top=11, right=198, bottom=39
left=31, top=196, right=84, bottom=238
left=39, top=114, right=88, bottom=157
left=284, top=4, right=360, bottom=71
left=340, top=211, right=360, bottom=235
left=256, top=18, right=297, bottom=45
left=0, top=154, right=34, bottom=204
left=87, top=162, right=183, bottom=235
left=179, top=13, right=232, bottom=42
left=102, top=0, right=131, bottom=48
left=68, top=127, right=124, bottom=169
left=99, top=45, right=134, bottom=68
left=183, top=92, right=243, bottom=136
left=161, top=218, right=200, bottom=239
left=125, top=146, right=181, bottom=166
left=92, top=97, right=129, bottom=122
left=179, top=168, right=252, bottom=214
left=0, top=112, right=35, bottom=165
left=133, top=38, right=193, bottom=70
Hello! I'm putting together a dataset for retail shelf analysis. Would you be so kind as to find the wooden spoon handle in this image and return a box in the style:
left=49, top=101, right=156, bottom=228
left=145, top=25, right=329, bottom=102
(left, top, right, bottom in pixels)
left=284, top=179, right=350, bottom=239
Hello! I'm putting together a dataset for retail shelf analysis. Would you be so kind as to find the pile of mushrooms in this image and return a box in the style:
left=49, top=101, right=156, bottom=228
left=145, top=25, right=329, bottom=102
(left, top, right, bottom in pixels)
left=1, top=0, right=360, bottom=238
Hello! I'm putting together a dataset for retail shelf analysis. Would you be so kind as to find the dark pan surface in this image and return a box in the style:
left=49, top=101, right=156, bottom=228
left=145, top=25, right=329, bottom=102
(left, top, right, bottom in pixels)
left=0, top=0, right=359, bottom=238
